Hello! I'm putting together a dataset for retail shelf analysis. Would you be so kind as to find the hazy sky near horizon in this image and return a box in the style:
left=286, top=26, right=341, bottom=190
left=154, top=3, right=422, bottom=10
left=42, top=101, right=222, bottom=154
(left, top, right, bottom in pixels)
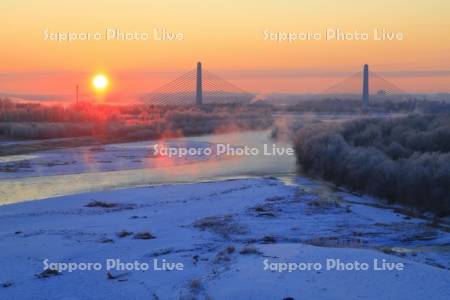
left=1, top=0, right=449, bottom=101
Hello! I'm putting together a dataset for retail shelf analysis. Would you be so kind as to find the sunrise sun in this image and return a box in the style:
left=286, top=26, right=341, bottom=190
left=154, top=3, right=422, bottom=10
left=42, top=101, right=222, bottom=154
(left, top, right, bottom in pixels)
left=92, top=74, right=109, bottom=90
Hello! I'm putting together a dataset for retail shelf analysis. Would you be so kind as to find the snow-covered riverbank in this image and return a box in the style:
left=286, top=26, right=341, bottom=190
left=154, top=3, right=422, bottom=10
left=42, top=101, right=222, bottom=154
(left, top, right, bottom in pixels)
left=0, top=178, right=448, bottom=299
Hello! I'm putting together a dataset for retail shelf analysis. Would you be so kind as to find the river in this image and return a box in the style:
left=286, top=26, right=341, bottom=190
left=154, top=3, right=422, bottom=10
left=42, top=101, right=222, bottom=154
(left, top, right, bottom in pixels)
left=0, top=129, right=296, bottom=204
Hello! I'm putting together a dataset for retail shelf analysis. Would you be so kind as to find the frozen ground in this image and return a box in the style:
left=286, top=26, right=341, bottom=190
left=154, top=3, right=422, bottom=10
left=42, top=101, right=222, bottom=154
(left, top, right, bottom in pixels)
left=0, top=177, right=448, bottom=300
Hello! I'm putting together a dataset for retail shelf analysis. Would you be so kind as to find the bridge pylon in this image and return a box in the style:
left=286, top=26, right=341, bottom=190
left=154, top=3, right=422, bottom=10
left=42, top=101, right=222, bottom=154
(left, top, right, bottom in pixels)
left=362, top=64, right=369, bottom=110
left=196, top=62, right=203, bottom=105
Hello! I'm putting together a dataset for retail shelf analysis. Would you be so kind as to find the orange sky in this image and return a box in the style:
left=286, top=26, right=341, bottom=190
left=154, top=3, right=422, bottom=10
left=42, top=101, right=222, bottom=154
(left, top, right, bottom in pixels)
left=1, top=0, right=449, bottom=102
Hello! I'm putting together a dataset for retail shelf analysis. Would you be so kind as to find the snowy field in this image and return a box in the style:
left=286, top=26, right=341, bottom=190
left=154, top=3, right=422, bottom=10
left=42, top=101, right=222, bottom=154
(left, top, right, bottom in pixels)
left=0, top=177, right=449, bottom=300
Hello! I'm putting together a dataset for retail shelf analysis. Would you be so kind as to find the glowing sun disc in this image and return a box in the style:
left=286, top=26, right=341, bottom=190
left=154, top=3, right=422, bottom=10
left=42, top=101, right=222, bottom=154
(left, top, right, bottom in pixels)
left=92, top=74, right=109, bottom=90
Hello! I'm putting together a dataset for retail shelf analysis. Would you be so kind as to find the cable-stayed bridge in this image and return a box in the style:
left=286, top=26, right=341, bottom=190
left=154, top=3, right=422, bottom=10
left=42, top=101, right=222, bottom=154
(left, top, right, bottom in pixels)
left=143, top=62, right=254, bottom=105
left=324, top=70, right=405, bottom=96
left=323, top=64, right=409, bottom=110
left=142, top=63, right=407, bottom=107
left=324, top=65, right=406, bottom=94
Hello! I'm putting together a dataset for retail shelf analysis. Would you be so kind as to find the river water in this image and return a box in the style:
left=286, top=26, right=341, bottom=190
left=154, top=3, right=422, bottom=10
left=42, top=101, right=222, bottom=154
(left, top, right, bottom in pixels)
left=0, top=130, right=296, bottom=204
